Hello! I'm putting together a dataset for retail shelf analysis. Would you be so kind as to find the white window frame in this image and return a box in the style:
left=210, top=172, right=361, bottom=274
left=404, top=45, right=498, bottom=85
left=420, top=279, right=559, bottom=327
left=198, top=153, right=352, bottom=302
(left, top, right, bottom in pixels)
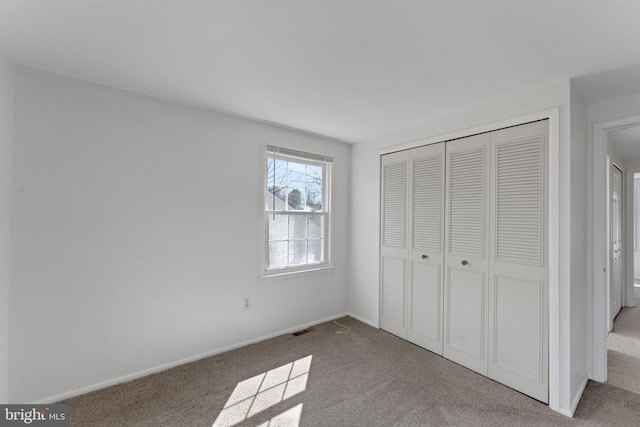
left=635, top=176, right=640, bottom=251
left=262, top=145, right=333, bottom=278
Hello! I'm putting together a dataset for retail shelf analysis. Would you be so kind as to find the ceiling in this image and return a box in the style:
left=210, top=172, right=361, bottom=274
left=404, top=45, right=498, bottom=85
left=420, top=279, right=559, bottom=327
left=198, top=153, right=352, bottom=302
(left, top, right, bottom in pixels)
left=608, top=125, right=640, bottom=159
left=1, top=1, right=640, bottom=143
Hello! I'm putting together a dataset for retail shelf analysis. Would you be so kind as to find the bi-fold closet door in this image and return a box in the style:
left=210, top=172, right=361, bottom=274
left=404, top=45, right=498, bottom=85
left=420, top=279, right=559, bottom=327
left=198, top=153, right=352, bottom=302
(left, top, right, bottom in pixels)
left=380, top=120, right=548, bottom=403
left=380, top=143, right=445, bottom=354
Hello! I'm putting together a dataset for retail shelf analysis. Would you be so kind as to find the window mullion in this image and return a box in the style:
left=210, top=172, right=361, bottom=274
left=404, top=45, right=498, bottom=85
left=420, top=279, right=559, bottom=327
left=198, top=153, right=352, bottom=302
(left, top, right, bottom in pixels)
left=266, top=211, right=327, bottom=216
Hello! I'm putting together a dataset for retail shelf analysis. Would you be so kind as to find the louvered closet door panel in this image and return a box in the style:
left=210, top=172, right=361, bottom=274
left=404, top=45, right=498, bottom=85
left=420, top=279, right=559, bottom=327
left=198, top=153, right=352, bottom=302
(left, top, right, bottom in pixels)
left=488, top=120, right=549, bottom=403
left=443, top=133, right=490, bottom=376
left=380, top=151, right=409, bottom=338
left=383, top=159, right=408, bottom=251
left=407, top=143, right=444, bottom=354
left=495, top=139, right=543, bottom=265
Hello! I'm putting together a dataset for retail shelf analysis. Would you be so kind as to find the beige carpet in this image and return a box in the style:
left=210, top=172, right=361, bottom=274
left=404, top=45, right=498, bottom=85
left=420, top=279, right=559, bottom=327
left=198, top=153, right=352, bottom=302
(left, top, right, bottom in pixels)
left=62, top=317, right=640, bottom=426
left=608, top=306, right=640, bottom=395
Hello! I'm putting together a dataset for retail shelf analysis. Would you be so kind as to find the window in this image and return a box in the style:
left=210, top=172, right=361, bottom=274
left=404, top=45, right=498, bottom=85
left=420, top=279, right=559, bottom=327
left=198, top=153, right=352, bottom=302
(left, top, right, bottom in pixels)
left=263, top=145, right=332, bottom=275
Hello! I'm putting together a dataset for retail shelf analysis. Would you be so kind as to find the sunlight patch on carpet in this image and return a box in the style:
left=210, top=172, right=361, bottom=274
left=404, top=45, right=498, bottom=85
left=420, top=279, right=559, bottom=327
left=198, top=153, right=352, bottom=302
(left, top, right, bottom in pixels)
left=212, top=355, right=312, bottom=427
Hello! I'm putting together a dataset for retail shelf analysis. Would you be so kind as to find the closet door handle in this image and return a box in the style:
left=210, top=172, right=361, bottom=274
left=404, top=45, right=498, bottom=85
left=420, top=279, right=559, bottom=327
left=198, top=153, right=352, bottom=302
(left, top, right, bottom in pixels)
left=461, top=260, right=468, bottom=266
left=421, top=254, right=428, bottom=259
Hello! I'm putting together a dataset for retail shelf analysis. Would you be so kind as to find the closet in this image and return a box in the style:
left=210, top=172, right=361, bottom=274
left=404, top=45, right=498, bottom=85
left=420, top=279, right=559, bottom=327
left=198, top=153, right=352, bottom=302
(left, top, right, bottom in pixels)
left=380, top=120, right=548, bottom=403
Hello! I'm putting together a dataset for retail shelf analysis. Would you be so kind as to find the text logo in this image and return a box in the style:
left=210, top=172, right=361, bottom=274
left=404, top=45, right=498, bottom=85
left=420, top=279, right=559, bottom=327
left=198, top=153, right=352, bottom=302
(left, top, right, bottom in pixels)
left=1, top=405, right=69, bottom=426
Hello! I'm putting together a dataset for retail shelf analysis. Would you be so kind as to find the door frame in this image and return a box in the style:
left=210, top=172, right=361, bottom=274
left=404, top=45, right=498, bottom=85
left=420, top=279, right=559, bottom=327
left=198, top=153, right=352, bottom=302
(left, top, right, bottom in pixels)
left=625, top=168, right=640, bottom=309
left=591, top=115, right=640, bottom=383
left=379, top=107, right=560, bottom=414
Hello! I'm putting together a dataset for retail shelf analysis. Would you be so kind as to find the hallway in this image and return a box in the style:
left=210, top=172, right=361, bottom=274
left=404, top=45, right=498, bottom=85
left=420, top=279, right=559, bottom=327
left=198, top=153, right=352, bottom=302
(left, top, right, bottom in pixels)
left=608, top=305, right=640, bottom=394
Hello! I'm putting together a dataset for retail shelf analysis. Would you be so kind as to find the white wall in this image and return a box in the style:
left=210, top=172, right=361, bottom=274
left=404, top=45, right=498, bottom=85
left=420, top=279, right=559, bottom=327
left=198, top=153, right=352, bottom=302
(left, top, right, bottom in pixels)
left=623, top=156, right=640, bottom=170
left=607, top=142, right=625, bottom=168
left=9, top=67, right=350, bottom=403
left=349, top=79, right=587, bottom=416
left=589, top=93, right=640, bottom=125
left=588, top=92, right=640, bottom=383
left=569, top=82, right=589, bottom=410
left=0, top=50, right=14, bottom=403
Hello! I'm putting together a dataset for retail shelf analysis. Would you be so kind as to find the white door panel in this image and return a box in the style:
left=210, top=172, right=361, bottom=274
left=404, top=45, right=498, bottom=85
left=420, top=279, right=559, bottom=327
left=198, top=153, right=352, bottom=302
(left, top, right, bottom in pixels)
left=610, top=165, right=622, bottom=329
left=408, top=262, right=441, bottom=351
left=381, top=257, right=407, bottom=337
left=488, top=120, right=548, bottom=403
left=380, top=151, right=409, bottom=338
left=492, top=276, right=543, bottom=380
left=445, top=267, right=487, bottom=375
left=444, top=133, right=490, bottom=375
left=407, top=143, right=445, bottom=353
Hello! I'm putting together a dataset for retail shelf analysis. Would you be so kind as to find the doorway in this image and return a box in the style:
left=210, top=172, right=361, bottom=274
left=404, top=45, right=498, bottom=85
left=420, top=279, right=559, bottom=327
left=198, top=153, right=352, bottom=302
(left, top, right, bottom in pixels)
left=633, top=173, right=640, bottom=305
left=606, top=177, right=640, bottom=393
left=595, top=122, right=640, bottom=394
left=592, top=117, right=640, bottom=383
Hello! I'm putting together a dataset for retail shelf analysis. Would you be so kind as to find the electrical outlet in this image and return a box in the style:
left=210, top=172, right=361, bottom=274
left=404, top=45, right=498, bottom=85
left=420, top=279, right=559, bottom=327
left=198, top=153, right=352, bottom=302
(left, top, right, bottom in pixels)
left=243, top=297, right=251, bottom=310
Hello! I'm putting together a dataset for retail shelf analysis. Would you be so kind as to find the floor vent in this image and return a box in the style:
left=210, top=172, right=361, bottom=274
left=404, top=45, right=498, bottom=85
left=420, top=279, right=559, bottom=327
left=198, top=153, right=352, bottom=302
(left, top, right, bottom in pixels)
left=292, top=327, right=314, bottom=336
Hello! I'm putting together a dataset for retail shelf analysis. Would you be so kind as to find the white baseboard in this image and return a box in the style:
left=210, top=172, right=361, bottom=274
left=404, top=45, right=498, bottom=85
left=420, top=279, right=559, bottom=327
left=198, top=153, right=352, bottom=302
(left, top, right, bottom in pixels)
left=557, top=408, right=573, bottom=418
left=568, top=375, right=589, bottom=417
left=347, top=312, right=377, bottom=328
left=552, top=375, right=588, bottom=418
left=33, top=312, right=349, bottom=404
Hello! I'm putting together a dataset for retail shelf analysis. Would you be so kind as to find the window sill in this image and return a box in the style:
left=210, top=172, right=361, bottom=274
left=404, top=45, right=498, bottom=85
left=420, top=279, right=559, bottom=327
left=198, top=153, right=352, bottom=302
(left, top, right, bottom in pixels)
left=260, top=265, right=334, bottom=281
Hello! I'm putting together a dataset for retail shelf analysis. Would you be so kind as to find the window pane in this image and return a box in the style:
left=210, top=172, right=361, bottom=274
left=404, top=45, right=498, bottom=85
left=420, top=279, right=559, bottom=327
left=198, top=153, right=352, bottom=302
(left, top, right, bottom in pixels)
left=274, top=159, right=287, bottom=186
left=308, top=215, right=323, bottom=239
left=269, top=241, right=288, bottom=269
left=288, top=161, right=306, bottom=186
left=306, top=165, right=323, bottom=186
left=267, top=191, right=287, bottom=210
left=266, top=159, right=288, bottom=210
left=306, top=165, right=323, bottom=211
left=306, top=187, right=322, bottom=211
left=287, top=188, right=306, bottom=210
left=308, top=239, right=323, bottom=263
left=266, top=157, right=274, bottom=182
left=268, top=214, right=289, bottom=241
left=288, top=240, right=307, bottom=266
left=289, top=215, right=307, bottom=239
